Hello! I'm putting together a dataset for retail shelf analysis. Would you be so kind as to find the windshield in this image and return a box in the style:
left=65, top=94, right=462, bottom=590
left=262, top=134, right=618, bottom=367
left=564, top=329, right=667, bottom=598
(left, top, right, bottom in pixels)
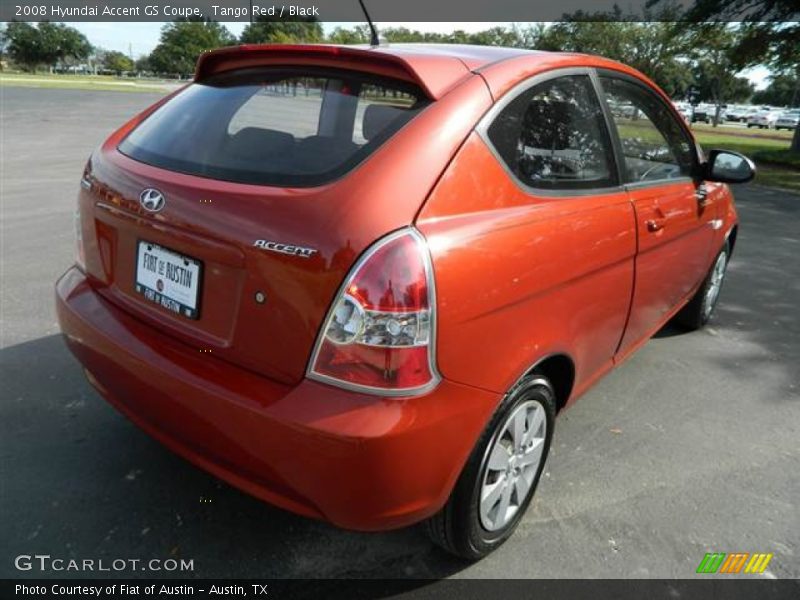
left=118, top=68, right=429, bottom=187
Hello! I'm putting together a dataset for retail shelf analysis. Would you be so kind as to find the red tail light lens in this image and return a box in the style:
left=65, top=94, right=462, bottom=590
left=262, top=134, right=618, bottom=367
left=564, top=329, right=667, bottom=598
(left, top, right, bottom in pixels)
left=308, top=229, right=439, bottom=396
left=75, top=160, right=91, bottom=272
left=74, top=208, right=86, bottom=272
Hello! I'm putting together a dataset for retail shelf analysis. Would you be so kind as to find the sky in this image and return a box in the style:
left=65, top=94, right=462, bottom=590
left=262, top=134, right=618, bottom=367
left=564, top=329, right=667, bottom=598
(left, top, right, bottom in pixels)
left=71, top=21, right=771, bottom=89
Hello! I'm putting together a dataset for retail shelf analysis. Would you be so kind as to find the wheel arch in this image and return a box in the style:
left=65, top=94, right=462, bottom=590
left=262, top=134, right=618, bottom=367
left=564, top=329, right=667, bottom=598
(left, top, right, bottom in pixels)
left=521, top=353, right=576, bottom=412
left=726, top=225, right=738, bottom=256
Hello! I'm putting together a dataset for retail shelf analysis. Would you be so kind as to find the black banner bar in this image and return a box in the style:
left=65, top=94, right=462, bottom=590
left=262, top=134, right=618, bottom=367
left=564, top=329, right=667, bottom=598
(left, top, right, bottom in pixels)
left=3, top=579, right=800, bottom=600
left=2, top=0, right=797, bottom=22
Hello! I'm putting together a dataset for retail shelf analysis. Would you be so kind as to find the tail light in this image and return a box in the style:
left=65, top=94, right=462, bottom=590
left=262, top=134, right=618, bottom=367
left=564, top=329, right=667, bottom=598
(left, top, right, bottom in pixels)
left=74, top=208, right=85, bottom=272
left=307, top=228, right=440, bottom=396
left=75, top=160, right=92, bottom=271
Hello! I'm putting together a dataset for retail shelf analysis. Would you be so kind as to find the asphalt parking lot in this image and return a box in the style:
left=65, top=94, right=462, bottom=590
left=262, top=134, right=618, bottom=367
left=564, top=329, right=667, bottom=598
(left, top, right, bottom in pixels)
left=1, top=87, right=798, bottom=580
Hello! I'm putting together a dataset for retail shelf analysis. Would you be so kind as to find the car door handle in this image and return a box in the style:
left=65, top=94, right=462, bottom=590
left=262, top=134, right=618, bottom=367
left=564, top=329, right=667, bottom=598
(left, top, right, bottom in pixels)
left=696, top=184, right=709, bottom=205
left=646, top=218, right=666, bottom=232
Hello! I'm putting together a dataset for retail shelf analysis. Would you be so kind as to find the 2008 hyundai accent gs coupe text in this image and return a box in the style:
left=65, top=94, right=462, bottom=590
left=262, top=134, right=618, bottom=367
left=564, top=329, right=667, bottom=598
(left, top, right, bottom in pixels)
left=56, top=44, right=755, bottom=559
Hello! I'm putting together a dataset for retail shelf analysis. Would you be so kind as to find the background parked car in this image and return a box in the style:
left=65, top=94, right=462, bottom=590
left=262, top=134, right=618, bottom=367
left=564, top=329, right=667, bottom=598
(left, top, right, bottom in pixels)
left=747, top=110, right=781, bottom=129
left=723, top=106, right=740, bottom=121
left=690, top=104, right=710, bottom=123
left=738, top=107, right=761, bottom=123
left=609, top=99, right=638, bottom=119
left=775, top=109, right=800, bottom=130
left=672, top=101, right=691, bottom=122
left=725, top=105, right=749, bottom=122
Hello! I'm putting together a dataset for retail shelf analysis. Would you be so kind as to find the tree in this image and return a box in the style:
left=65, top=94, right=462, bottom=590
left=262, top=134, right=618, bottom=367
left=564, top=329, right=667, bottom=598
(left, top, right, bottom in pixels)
left=752, top=74, right=800, bottom=107
left=537, top=17, right=629, bottom=57
left=50, top=22, right=92, bottom=68
left=686, top=24, right=749, bottom=126
left=0, top=23, right=9, bottom=69
left=378, top=27, right=439, bottom=43
left=650, top=0, right=800, bottom=147
left=326, top=24, right=541, bottom=48
left=3, top=22, right=38, bottom=70
left=148, top=18, right=236, bottom=77
left=510, top=23, right=547, bottom=49
left=467, top=26, right=530, bottom=47
left=3, top=21, right=90, bottom=71
left=102, top=50, right=134, bottom=75
left=536, top=16, right=692, bottom=98
left=730, top=20, right=799, bottom=148
left=691, top=67, right=754, bottom=104
left=134, top=55, right=152, bottom=75
left=620, top=21, right=694, bottom=98
left=327, top=25, right=370, bottom=45
left=240, top=17, right=323, bottom=44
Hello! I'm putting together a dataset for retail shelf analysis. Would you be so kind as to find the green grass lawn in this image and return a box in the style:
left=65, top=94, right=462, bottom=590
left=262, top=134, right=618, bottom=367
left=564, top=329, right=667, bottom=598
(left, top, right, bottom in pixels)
left=0, top=72, right=177, bottom=93
left=690, top=122, right=794, bottom=141
left=616, top=118, right=799, bottom=192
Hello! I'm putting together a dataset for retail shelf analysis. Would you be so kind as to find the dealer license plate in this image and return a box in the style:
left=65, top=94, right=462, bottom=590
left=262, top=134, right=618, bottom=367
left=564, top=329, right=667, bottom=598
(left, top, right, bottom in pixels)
left=135, top=241, right=202, bottom=319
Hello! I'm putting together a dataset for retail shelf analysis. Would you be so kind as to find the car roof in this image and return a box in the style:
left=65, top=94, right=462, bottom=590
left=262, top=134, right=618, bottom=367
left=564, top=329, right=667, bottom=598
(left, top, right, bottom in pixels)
left=367, top=43, right=540, bottom=69
left=367, top=43, right=658, bottom=100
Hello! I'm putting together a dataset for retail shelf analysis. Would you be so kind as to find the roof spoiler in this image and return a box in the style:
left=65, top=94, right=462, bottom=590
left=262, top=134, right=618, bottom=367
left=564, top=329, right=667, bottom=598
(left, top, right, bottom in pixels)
left=194, top=44, right=470, bottom=100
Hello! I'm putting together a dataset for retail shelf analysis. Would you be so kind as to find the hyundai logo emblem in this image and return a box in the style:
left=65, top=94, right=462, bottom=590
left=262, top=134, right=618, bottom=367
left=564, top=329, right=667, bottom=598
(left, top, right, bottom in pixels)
left=139, top=188, right=166, bottom=213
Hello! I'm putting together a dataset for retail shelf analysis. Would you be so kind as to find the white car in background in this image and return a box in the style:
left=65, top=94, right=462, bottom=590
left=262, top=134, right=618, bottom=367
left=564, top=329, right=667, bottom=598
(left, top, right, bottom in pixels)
left=775, top=110, right=800, bottom=130
left=747, top=110, right=781, bottom=129
left=725, top=105, right=750, bottom=122
left=672, top=101, right=691, bottom=121
left=743, top=107, right=762, bottom=121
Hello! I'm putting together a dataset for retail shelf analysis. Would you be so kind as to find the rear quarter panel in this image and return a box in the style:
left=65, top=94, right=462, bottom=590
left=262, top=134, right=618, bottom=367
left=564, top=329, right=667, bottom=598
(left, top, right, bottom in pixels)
left=417, top=133, right=637, bottom=402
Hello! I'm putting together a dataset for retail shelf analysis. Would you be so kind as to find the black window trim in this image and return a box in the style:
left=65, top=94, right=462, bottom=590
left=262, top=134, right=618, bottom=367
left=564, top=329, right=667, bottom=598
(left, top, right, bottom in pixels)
left=594, top=67, right=702, bottom=191
left=476, top=67, right=624, bottom=198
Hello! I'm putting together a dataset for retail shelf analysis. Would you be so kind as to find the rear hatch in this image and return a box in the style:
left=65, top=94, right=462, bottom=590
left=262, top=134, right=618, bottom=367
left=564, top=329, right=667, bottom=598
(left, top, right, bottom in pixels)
left=77, top=46, right=489, bottom=385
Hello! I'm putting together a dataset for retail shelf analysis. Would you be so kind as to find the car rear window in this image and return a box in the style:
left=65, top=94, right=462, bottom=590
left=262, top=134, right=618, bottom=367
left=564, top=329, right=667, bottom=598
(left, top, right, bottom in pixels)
left=118, top=68, right=429, bottom=187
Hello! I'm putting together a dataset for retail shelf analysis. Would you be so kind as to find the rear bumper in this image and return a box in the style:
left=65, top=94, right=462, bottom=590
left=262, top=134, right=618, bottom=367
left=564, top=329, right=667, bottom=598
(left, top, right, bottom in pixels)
left=56, top=267, right=498, bottom=531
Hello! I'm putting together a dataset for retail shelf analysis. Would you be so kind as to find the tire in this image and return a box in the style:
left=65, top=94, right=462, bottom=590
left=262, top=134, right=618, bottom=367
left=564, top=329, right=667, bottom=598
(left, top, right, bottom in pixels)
left=674, top=243, right=729, bottom=331
left=425, top=375, right=556, bottom=560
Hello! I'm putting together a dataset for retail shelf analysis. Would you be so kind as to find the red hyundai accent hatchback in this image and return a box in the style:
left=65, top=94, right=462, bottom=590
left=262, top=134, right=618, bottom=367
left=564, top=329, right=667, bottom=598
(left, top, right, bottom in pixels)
left=56, top=44, right=754, bottom=559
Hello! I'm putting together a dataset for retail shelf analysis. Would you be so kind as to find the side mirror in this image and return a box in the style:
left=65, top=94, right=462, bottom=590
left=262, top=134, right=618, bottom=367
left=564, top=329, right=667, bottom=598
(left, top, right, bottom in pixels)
left=702, top=149, right=756, bottom=184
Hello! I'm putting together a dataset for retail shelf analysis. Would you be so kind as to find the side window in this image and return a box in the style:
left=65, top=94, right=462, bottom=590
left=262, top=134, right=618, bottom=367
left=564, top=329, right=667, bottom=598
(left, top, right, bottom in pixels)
left=600, top=76, right=695, bottom=183
left=487, top=75, right=616, bottom=190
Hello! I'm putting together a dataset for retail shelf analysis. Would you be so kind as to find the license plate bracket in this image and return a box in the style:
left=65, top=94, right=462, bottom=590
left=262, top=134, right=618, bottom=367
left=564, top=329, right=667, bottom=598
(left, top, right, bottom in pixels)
left=135, top=241, right=202, bottom=320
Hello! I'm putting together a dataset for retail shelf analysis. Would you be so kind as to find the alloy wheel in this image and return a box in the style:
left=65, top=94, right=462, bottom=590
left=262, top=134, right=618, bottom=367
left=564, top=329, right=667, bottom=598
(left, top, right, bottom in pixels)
left=703, top=252, right=727, bottom=319
left=479, top=400, right=547, bottom=531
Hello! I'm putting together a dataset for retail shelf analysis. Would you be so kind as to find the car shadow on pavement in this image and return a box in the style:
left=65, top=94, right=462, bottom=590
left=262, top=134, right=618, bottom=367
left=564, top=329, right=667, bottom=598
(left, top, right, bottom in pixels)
left=0, top=334, right=467, bottom=580
left=652, top=322, right=686, bottom=339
